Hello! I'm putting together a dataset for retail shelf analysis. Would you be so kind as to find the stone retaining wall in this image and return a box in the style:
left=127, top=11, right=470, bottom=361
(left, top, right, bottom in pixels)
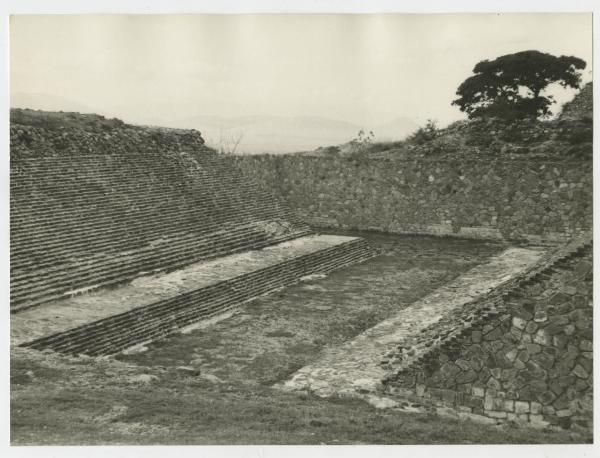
left=382, top=236, right=593, bottom=430
left=10, top=110, right=311, bottom=311
left=234, top=154, right=592, bottom=243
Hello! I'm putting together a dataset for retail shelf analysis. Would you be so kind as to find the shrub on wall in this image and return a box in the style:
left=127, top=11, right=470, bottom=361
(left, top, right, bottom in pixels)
left=408, top=119, right=439, bottom=146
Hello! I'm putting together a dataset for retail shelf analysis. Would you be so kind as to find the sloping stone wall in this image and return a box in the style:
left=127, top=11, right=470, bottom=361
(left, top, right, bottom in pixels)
left=10, top=110, right=312, bottom=311
left=234, top=154, right=592, bottom=243
left=382, top=236, right=593, bottom=430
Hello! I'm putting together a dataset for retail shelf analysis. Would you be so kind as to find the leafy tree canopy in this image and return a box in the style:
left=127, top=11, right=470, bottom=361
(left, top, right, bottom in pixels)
left=452, top=50, right=586, bottom=120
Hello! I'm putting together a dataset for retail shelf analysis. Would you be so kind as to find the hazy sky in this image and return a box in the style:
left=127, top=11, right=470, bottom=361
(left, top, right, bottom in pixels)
left=10, top=13, right=593, bottom=127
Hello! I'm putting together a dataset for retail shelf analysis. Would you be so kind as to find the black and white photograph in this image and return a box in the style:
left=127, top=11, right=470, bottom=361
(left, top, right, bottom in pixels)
left=3, top=1, right=597, bottom=454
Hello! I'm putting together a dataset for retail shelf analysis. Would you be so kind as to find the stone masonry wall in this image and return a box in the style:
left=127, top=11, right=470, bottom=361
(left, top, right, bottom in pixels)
left=234, top=154, right=592, bottom=243
left=10, top=109, right=312, bottom=311
left=383, top=237, right=593, bottom=430
left=560, top=83, right=593, bottom=121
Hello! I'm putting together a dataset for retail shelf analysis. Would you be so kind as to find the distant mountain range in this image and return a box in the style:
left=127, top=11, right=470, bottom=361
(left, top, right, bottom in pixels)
left=173, top=114, right=419, bottom=154
left=11, top=92, right=419, bottom=154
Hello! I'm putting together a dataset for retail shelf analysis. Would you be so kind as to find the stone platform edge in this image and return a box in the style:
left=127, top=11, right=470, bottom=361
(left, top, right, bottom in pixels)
left=382, top=232, right=593, bottom=430
left=382, top=232, right=592, bottom=377
left=15, top=235, right=378, bottom=356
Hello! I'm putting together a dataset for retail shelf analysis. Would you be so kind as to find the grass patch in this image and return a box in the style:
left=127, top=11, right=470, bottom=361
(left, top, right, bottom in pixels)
left=11, top=366, right=591, bottom=445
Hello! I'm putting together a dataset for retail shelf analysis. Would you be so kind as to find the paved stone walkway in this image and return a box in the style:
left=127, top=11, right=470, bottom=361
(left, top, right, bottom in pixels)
left=278, top=247, right=545, bottom=398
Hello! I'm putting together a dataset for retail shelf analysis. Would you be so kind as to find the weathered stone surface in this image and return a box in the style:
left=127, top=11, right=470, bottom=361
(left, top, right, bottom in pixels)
left=126, top=374, right=158, bottom=384
left=382, top=240, right=592, bottom=430
left=469, top=385, right=483, bottom=398
left=530, top=402, right=542, bottom=414
left=512, top=317, right=527, bottom=330
left=534, top=352, right=555, bottom=370
left=236, top=119, right=592, bottom=243
left=176, top=366, right=201, bottom=376
left=525, top=321, right=538, bottom=334
left=367, top=396, right=399, bottom=409
left=572, top=365, right=588, bottom=379
left=10, top=115, right=318, bottom=313
left=281, top=247, right=543, bottom=398
left=525, top=343, right=542, bottom=354
left=533, top=311, right=548, bottom=323
left=553, top=334, right=568, bottom=349
left=529, top=414, right=550, bottom=428
left=14, top=235, right=377, bottom=355
left=500, top=399, right=515, bottom=412
left=533, top=329, right=551, bottom=346
left=484, top=327, right=503, bottom=341
left=455, top=370, right=478, bottom=384
left=199, top=373, right=224, bottom=384
left=515, top=401, right=530, bottom=414
left=538, top=391, right=557, bottom=405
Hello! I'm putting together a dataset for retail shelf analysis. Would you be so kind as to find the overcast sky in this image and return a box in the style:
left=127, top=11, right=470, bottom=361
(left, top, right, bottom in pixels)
left=10, top=13, right=593, bottom=127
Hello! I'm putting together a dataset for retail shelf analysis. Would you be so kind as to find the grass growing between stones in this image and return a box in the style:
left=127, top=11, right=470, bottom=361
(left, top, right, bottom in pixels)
left=11, top=233, right=589, bottom=444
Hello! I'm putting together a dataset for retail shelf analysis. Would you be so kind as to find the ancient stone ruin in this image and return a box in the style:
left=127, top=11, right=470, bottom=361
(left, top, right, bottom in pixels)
left=10, top=108, right=378, bottom=356
left=10, top=84, right=593, bottom=434
left=261, top=87, right=593, bottom=431
left=383, top=234, right=593, bottom=429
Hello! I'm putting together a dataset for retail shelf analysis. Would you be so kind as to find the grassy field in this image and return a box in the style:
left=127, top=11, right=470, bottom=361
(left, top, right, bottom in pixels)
left=10, top=233, right=592, bottom=445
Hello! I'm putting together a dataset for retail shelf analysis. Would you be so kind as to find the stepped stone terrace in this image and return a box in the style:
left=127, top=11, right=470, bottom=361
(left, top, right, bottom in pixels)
left=10, top=109, right=378, bottom=355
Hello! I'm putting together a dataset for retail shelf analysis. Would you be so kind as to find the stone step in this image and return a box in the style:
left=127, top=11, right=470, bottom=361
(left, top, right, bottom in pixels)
left=11, top=144, right=313, bottom=311
left=13, top=235, right=379, bottom=356
left=11, top=224, right=309, bottom=286
left=23, top=243, right=375, bottom=355
left=10, top=212, right=306, bottom=268
left=10, top=194, right=291, bottom=243
left=10, top=179, right=275, bottom=223
left=11, top=229, right=312, bottom=311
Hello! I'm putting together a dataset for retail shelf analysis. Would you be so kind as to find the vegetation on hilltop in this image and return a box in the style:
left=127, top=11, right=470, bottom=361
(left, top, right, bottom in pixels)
left=11, top=108, right=126, bottom=132
left=309, top=115, right=592, bottom=162
left=10, top=108, right=206, bottom=140
left=10, top=108, right=210, bottom=159
left=309, top=84, right=591, bottom=162
left=452, top=51, right=587, bottom=120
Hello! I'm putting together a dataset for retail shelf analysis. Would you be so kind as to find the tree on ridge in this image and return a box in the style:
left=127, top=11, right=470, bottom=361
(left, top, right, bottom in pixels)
left=452, top=50, right=587, bottom=120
